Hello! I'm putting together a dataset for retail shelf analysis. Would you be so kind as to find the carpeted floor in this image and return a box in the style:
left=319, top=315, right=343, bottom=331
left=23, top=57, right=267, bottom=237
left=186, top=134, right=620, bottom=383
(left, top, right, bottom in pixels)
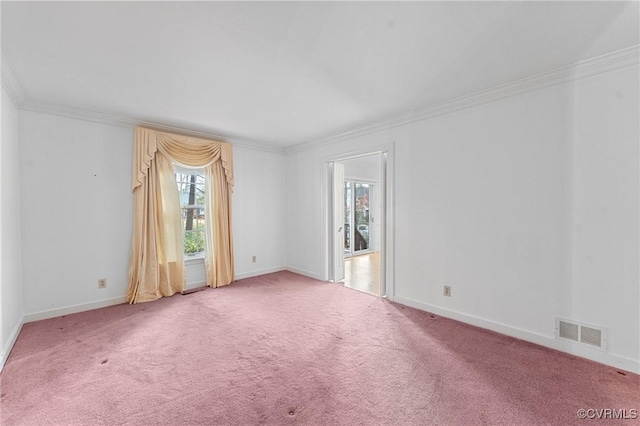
left=1, top=271, right=638, bottom=425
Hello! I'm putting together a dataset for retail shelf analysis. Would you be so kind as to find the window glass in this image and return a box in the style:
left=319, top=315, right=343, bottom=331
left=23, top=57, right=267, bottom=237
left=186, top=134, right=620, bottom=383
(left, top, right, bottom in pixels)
left=175, top=167, right=206, bottom=255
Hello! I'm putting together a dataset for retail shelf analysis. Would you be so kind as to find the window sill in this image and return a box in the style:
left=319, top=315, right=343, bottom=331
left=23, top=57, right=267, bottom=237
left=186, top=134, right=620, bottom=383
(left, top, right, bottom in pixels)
left=185, top=254, right=205, bottom=265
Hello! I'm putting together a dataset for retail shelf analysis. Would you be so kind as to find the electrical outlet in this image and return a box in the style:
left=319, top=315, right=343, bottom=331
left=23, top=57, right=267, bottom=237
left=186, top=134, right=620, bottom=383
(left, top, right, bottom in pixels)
left=443, top=285, right=451, bottom=297
left=98, top=279, right=107, bottom=289
left=252, top=256, right=257, bottom=263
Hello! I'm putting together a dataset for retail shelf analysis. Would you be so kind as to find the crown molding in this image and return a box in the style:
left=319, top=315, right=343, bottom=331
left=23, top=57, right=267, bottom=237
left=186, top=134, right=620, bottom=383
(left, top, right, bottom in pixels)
left=6, top=45, right=638, bottom=156
left=17, top=99, right=285, bottom=154
left=2, top=51, right=282, bottom=154
left=1, top=53, right=26, bottom=106
left=285, top=44, right=640, bottom=155
left=1, top=45, right=284, bottom=154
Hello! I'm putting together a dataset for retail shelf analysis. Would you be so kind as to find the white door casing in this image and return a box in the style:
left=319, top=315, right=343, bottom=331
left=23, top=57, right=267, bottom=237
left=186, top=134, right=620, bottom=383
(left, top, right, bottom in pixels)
left=333, top=162, right=345, bottom=282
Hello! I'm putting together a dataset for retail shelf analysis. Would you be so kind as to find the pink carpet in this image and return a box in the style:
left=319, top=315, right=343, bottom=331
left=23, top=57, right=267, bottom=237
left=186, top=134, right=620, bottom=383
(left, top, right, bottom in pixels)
left=1, top=271, right=638, bottom=425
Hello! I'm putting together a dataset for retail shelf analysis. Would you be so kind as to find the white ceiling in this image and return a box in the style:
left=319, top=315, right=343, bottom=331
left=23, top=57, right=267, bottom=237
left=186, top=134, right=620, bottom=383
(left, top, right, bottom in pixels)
left=2, top=2, right=638, bottom=148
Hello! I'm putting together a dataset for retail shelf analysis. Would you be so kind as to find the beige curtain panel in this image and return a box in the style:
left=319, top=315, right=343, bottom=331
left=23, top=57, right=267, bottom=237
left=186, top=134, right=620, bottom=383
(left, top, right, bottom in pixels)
left=127, top=127, right=234, bottom=304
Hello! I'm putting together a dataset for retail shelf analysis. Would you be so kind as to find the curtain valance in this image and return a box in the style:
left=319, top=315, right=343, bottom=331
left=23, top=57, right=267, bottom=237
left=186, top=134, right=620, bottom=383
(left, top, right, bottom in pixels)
left=132, top=127, right=234, bottom=192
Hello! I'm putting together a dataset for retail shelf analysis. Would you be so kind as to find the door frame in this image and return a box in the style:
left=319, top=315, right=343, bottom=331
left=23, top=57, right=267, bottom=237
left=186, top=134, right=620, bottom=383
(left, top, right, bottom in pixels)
left=331, top=162, right=345, bottom=283
left=321, top=143, right=395, bottom=300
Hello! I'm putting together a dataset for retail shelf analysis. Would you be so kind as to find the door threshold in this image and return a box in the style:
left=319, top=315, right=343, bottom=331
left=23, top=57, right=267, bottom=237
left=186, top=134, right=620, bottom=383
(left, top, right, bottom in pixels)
left=346, top=251, right=377, bottom=258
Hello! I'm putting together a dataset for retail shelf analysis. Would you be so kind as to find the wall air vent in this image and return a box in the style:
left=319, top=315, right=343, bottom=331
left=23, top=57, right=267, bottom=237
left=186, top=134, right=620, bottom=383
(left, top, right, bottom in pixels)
left=558, top=320, right=579, bottom=342
left=555, top=318, right=607, bottom=352
left=580, top=326, right=602, bottom=347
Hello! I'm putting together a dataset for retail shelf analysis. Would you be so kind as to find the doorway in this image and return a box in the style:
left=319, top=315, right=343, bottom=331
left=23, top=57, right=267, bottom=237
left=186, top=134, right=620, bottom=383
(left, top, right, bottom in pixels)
left=324, top=146, right=394, bottom=300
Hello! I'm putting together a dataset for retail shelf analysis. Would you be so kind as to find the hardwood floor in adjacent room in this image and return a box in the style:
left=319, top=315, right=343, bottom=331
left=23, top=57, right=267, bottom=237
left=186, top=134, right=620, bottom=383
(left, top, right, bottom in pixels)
left=344, top=251, right=380, bottom=296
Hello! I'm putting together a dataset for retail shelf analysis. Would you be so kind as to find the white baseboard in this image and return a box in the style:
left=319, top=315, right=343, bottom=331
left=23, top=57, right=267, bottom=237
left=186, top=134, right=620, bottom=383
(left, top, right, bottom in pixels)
left=1, top=316, right=24, bottom=372
left=393, top=296, right=640, bottom=375
left=234, top=266, right=286, bottom=280
left=24, top=296, right=127, bottom=323
left=284, top=266, right=322, bottom=280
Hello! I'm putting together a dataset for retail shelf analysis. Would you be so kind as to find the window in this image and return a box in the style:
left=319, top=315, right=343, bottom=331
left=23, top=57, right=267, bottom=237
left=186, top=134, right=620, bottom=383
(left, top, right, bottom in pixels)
left=175, top=167, right=206, bottom=256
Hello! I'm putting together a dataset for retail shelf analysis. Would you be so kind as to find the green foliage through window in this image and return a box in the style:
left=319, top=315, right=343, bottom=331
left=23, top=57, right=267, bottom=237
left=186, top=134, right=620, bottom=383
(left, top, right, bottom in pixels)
left=184, top=229, right=205, bottom=255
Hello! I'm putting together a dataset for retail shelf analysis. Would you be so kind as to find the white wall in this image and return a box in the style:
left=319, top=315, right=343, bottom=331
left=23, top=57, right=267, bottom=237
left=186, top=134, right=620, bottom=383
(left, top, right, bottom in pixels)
left=19, top=112, right=287, bottom=318
left=569, top=65, right=639, bottom=364
left=1, top=85, right=24, bottom=368
left=233, top=147, right=287, bottom=278
left=286, top=64, right=639, bottom=372
left=19, top=112, right=134, bottom=317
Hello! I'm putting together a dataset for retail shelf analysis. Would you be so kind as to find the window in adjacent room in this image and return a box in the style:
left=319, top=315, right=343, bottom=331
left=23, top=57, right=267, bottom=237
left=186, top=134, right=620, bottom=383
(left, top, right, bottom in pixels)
left=175, top=166, right=206, bottom=256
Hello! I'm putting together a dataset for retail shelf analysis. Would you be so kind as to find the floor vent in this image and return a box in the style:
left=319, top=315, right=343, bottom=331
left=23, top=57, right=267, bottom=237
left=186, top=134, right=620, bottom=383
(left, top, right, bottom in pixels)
left=555, top=318, right=607, bottom=352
